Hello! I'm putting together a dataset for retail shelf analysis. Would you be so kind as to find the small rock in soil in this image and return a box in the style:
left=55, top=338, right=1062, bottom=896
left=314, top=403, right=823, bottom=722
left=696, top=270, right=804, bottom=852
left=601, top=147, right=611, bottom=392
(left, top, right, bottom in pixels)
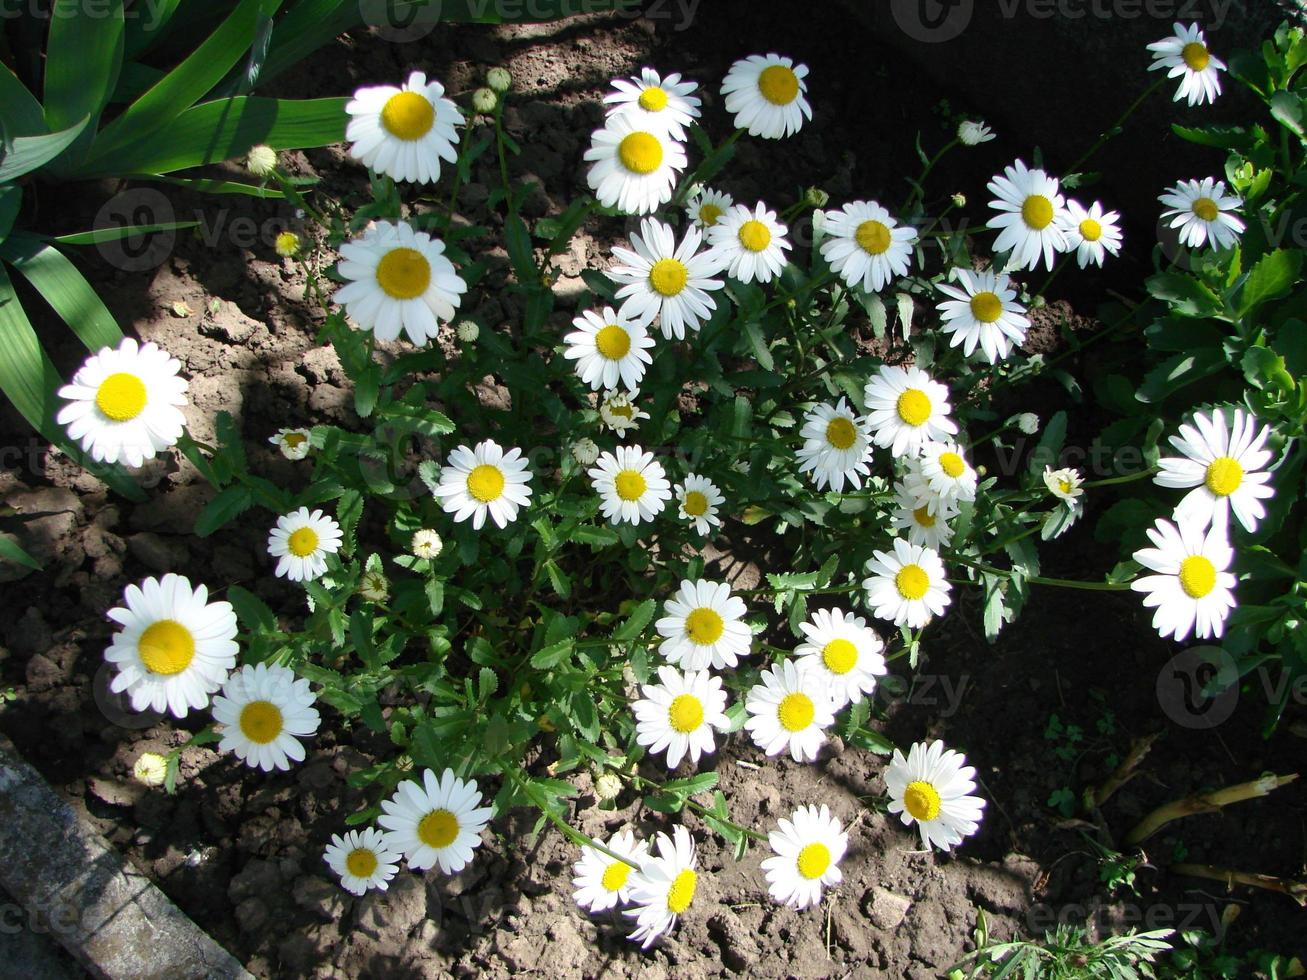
left=864, top=885, right=913, bottom=931
left=7, top=607, right=52, bottom=659
left=293, top=874, right=347, bottom=922
left=86, top=776, right=141, bottom=808
left=707, top=909, right=760, bottom=973
left=229, top=857, right=283, bottom=903
left=127, top=531, right=189, bottom=573
left=357, top=872, right=427, bottom=940
left=235, top=895, right=270, bottom=933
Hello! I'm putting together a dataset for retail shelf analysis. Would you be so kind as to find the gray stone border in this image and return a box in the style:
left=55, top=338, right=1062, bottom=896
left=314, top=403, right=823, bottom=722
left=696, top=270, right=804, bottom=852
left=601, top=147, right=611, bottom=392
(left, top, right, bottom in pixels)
left=0, top=732, right=252, bottom=980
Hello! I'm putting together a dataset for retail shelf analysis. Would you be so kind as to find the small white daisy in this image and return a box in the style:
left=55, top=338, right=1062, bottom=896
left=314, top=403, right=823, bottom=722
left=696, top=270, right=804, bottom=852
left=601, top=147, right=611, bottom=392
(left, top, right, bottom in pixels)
left=1148, top=22, right=1226, bottom=106
left=431, top=439, right=533, bottom=531
left=345, top=71, right=463, bottom=184
left=269, top=427, right=312, bottom=460
left=675, top=474, right=725, bottom=536
left=589, top=445, right=672, bottom=525
left=607, top=217, right=725, bottom=340
left=411, top=529, right=444, bottom=560
left=1159, top=178, right=1245, bottom=251
left=598, top=389, right=650, bottom=434
left=862, top=539, right=952, bottom=629
left=793, top=607, right=887, bottom=710
left=57, top=337, right=188, bottom=468
left=891, top=481, right=957, bottom=550
left=795, top=398, right=874, bottom=493
left=604, top=67, right=701, bottom=139
left=819, top=201, right=917, bottom=294
left=720, top=53, right=811, bottom=139
left=211, top=663, right=319, bottom=772
left=563, top=305, right=655, bottom=392
left=761, top=804, right=848, bottom=910
left=863, top=366, right=959, bottom=458
left=886, top=740, right=986, bottom=852
left=1058, top=200, right=1123, bottom=269
left=744, top=659, right=835, bottom=763
left=633, top=665, right=731, bottom=769
left=268, top=508, right=343, bottom=582
left=377, top=768, right=493, bottom=874
left=706, top=202, right=792, bottom=283
left=935, top=268, right=1030, bottom=364
left=1043, top=466, right=1085, bottom=506
left=624, top=825, right=699, bottom=948
left=686, top=187, right=734, bottom=230
left=1156, top=407, right=1275, bottom=534
left=957, top=120, right=995, bottom=146
left=572, top=830, right=650, bottom=914
left=909, top=442, right=978, bottom=512
left=1132, top=517, right=1237, bottom=641
left=324, top=828, right=403, bottom=896
left=103, top=574, right=238, bottom=718
left=656, top=579, right=751, bottom=671
left=987, top=158, right=1069, bottom=271
left=584, top=115, right=687, bottom=215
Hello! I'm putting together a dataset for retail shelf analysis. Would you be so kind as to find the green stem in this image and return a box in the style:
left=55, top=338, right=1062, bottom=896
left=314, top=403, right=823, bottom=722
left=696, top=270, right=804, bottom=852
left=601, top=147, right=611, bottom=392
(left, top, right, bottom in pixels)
left=952, top=555, right=1132, bottom=591
left=1066, top=78, right=1167, bottom=175
left=502, top=765, right=641, bottom=868
left=1083, top=467, right=1157, bottom=488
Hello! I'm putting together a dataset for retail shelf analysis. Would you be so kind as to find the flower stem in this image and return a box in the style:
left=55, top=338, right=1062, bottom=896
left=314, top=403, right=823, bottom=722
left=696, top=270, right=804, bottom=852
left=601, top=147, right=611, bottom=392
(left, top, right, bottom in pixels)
left=501, top=765, right=640, bottom=868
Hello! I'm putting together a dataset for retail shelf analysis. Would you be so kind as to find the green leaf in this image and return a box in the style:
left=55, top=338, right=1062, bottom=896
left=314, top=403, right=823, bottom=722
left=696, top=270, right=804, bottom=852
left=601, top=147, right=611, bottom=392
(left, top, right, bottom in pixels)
left=1269, top=90, right=1305, bottom=138
left=1145, top=272, right=1222, bottom=318
left=0, top=238, right=122, bottom=351
left=544, top=560, right=571, bottom=599
left=0, top=118, right=91, bottom=182
left=478, top=667, right=498, bottom=701
left=741, top=318, right=774, bottom=371
left=0, top=186, right=20, bottom=243
left=0, top=534, right=42, bottom=571
left=1241, top=346, right=1295, bottom=392
left=42, top=221, right=201, bottom=247
left=226, top=585, right=277, bottom=632
left=504, top=212, right=538, bottom=283
left=1236, top=249, right=1302, bottom=317
left=612, top=599, right=655, bottom=643
left=529, top=639, right=574, bottom=670
left=194, top=485, right=254, bottom=536
left=1135, top=349, right=1226, bottom=404
left=0, top=65, right=46, bottom=138
left=43, top=0, right=125, bottom=140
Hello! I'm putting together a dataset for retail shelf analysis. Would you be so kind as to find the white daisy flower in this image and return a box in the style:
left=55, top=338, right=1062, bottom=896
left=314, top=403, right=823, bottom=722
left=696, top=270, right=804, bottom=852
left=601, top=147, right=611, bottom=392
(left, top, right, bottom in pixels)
left=793, top=607, right=887, bottom=710
left=686, top=187, right=734, bottom=230
left=935, top=267, right=1030, bottom=364
left=819, top=201, right=917, bottom=294
left=909, top=441, right=978, bottom=512
left=1043, top=466, right=1085, bottom=505
left=345, top=71, right=463, bottom=184
left=333, top=219, right=467, bottom=346
left=675, top=474, right=725, bottom=535
left=358, top=569, right=388, bottom=603
left=211, top=663, right=320, bottom=772
left=324, top=827, right=403, bottom=896
left=572, top=830, right=650, bottom=914
left=891, top=481, right=957, bottom=550
left=269, top=427, right=312, bottom=460
left=761, top=804, right=848, bottom=909
left=268, top=507, right=343, bottom=582
left=1156, top=408, right=1275, bottom=534
left=598, top=388, right=650, bottom=434
left=103, top=574, right=237, bottom=718
left=377, top=768, right=493, bottom=874
left=604, top=67, right=701, bottom=139
left=720, top=53, right=811, bottom=139
left=411, top=528, right=443, bottom=560
left=656, top=578, right=752, bottom=671
left=744, top=659, right=835, bottom=763
left=589, top=445, right=671, bottom=525
left=56, top=337, right=188, bottom=468
left=886, top=740, right=986, bottom=852
left=1132, top=518, right=1237, bottom=641
left=563, top=305, right=655, bottom=392
left=706, top=201, right=792, bottom=284
left=431, top=439, right=533, bottom=531
left=1159, top=178, right=1244, bottom=251
left=584, top=115, right=686, bottom=215
left=624, top=825, right=699, bottom=948
left=632, top=665, right=731, bottom=769
left=957, top=120, right=995, bottom=146
left=987, top=158, right=1069, bottom=271
left=863, top=366, right=959, bottom=458
left=795, top=398, right=875, bottom=493
left=1058, top=200, right=1124, bottom=269
left=1148, top=22, right=1226, bottom=106
left=862, top=539, right=952, bottom=629
left=607, top=217, right=725, bottom=340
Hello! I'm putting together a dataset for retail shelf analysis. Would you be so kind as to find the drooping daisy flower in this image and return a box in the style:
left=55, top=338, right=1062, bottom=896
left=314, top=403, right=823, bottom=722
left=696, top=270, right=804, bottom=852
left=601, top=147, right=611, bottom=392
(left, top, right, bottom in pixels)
left=57, top=337, right=188, bottom=468
left=1148, top=22, right=1226, bottom=106
left=563, top=306, right=655, bottom=392
left=377, top=768, right=493, bottom=874
left=1132, top=517, right=1237, bottom=641
left=761, top=804, right=848, bottom=909
left=624, top=825, right=699, bottom=948
left=744, top=659, right=835, bottom=763
left=1043, top=466, right=1085, bottom=506
left=793, top=607, right=887, bottom=710
left=633, top=665, right=731, bottom=769
left=431, top=439, right=533, bottom=531
left=656, top=578, right=751, bottom=671
left=885, top=740, right=986, bottom=852
left=103, top=574, right=237, bottom=718
left=1159, top=178, right=1245, bottom=251
left=706, top=202, right=792, bottom=283
left=598, top=388, right=650, bottom=434
left=957, top=120, right=995, bottom=146
left=133, top=752, right=168, bottom=787
left=211, top=663, right=320, bottom=772
left=935, top=268, right=1030, bottom=364
left=909, top=442, right=978, bottom=512
left=570, top=437, right=600, bottom=467
left=324, top=827, right=403, bottom=896
left=268, top=508, right=343, bottom=582
left=686, top=188, right=734, bottom=230
left=795, top=398, right=875, bottom=493
left=604, top=67, right=701, bottom=139
left=572, top=830, right=650, bottom=914
left=863, top=366, right=959, bottom=458
left=891, top=481, right=957, bottom=551
left=1058, top=200, right=1123, bottom=269
left=720, top=53, right=811, bottom=139
left=589, top=445, right=672, bottom=525
left=675, top=474, right=725, bottom=536
left=819, top=201, right=917, bottom=294
left=607, top=217, right=724, bottom=340
left=333, top=220, right=467, bottom=345
left=269, top=427, right=312, bottom=460
left=584, top=115, right=686, bottom=215
left=1155, top=408, right=1275, bottom=534
left=862, top=539, right=952, bottom=629
left=987, top=158, right=1069, bottom=271
left=345, top=71, right=463, bottom=184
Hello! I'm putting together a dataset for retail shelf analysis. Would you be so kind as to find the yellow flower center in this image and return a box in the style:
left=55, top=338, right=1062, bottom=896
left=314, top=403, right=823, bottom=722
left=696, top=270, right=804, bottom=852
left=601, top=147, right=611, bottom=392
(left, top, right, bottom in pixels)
left=777, top=692, right=815, bottom=732
left=1078, top=218, right=1103, bottom=242
left=238, top=700, right=283, bottom=744
left=466, top=464, right=506, bottom=503
left=648, top=257, right=689, bottom=297
left=137, top=620, right=195, bottom=676
left=683, top=490, right=709, bottom=517
left=737, top=219, right=773, bottom=252
left=939, top=452, right=966, bottom=478
left=698, top=203, right=723, bottom=226
left=95, top=372, right=148, bottom=422
left=614, top=469, right=647, bottom=502
left=685, top=607, right=725, bottom=645
left=1182, top=41, right=1210, bottom=71
left=381, top=91, right=435, bottom=141
left=796, top=842, right=831, bottom=880
left=274, top=231, right=300, bottom=256
left=417, top=808, right=460, bottom=849
left=1022, top=194, right=1055, bottom=231
left=668, top=693, right=705, bottom=733
left=601, top=861, right=631, bottom=892
left=375, top=247, right=431, bottom=299
left=609, top=403, right=635, bottom=421
left=969, top=291, right=1003, bottom=324
left=666, top=869, right=697, bottom=914
left=1191, top=197, right=1219, bottom=222
left=896, top=388, right=931, bottom=427
left=903, top=780, right=942, bottom=821
left=855, top=219, right=892, bottom=256
left=1059, top=479, right=1073, bottom=494
left=757, top=64, right=799, bottom=105
left=617, top=132, right=662, bottom=174
left=283, top=432, right=308, bottom=448
left=594, top=324, right=631, bottom=360
left=895, top=564, right=930, bottom=601
left=821, top=638, right=858, bottom=675
left=913, top=505, right=936, bottom=528
left=825, top=416, right=858, bottom=450
left=1204, top=456, right=1243, bottom=497
left=288, top=527, right=320, bottom=557
left=637, top=87, right=669, bottom=111
left=345, top=848, right=378, bottom=878
left=1178, top=555, right=1217, bottom=599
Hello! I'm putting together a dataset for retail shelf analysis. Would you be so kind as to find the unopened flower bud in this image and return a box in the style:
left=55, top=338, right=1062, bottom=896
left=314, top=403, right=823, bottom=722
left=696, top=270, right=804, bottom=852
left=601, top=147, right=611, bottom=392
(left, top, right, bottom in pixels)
left=571, top=437, right=600, bottom=466
left=803, top=187, right=829, bottom=208
left=471, top=87, right=498, bottom=114
left=594, top=771, right=623, bottom=802
left=486, top=67, right=512, bottom=93
left=133, top=752, right=169, bottom=787
left=246, top=144, right=277, bottom=177
left=1016, top=412, right=1040, bottom=435
left=456, top=320, right=480, bottom=343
